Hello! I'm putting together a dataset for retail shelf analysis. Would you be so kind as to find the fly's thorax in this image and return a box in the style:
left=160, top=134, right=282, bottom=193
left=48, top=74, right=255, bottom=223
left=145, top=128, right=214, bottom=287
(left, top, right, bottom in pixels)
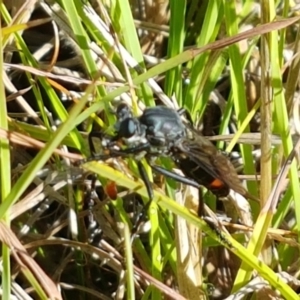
left=139, top=106, right=187, bottom=145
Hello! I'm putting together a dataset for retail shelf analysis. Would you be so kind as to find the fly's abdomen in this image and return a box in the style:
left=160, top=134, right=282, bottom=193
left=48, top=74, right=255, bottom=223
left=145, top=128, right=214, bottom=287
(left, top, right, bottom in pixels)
left=176, top=156, right=230, bottom=197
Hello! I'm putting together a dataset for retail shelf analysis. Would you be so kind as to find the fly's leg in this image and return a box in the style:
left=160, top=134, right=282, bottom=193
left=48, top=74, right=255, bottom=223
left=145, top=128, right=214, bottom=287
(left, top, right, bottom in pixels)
left=150, top=164, right=201, bottom=189
left=151, top=164, right=205, bottom=217
left=130, top=160, right=154, bottom=240
left=197, top=189, right=205, bottom=217
left=137, top=161, right=154, bottom=201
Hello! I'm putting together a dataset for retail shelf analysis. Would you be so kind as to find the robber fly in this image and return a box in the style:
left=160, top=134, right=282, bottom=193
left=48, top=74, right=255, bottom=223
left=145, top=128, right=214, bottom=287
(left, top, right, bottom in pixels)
left=82, top=103, right=252, bottom=205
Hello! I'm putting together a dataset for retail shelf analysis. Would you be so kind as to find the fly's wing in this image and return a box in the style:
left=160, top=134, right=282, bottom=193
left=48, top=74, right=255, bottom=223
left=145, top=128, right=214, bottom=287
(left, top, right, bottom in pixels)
left=175, top=134, right=247, bottom=197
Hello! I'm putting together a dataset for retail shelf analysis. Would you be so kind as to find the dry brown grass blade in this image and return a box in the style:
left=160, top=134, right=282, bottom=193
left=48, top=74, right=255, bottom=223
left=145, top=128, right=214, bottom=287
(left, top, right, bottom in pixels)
left=133, top=266, right=188, bottom=300
left=208, top=133, right=282, bottom=145
left=0, top=221, right=62, bottom=300
left=262, top=137, right=300, bottom=213
left=4, top=63, right=124, bottom=86
left=175, top=187, right=205, bottom=299
left=191, top=16, right=300, bottom=55
left=6, top=86, right=32, bottom=102
left=0, top=128, right=82, bottom=161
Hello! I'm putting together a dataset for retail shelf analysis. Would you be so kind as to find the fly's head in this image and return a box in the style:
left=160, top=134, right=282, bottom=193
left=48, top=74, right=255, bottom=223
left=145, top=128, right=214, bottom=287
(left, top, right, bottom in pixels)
left=113, top=103, right=147, bottom=148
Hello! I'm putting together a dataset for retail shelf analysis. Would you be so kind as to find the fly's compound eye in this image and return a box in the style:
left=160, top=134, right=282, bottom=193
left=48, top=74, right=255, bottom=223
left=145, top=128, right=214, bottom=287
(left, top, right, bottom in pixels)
left=115, top=118, right=138, bottom=138
left=116, top=103, right=132, bottom=121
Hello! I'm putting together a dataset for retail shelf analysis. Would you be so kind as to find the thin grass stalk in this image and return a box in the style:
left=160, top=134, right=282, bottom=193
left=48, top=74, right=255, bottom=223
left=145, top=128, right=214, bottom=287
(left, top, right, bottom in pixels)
left=0, top=10, right=11, bottom=299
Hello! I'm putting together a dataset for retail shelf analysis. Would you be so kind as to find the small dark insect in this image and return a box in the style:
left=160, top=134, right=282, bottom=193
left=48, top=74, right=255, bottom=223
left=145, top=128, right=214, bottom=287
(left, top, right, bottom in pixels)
left=80, top=103, right=255, bottom=231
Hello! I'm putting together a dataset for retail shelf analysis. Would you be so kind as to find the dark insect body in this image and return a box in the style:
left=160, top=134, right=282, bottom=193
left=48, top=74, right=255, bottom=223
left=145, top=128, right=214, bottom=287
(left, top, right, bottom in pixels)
left=104, top=104, right=248, bottom=199
left=81, top=103, right=253, bottom=232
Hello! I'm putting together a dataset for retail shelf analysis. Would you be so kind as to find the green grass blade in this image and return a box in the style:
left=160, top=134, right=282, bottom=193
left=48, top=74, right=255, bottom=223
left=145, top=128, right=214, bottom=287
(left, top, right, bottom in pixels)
left=0, top=14, right=11, bottom=299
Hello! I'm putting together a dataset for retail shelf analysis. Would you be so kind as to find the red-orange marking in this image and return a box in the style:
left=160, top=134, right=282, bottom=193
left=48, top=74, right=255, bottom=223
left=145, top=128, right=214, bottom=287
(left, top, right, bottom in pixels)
left=104, top=181, right=118, bottom=200
left=209, top=178, right=226, bottom=189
